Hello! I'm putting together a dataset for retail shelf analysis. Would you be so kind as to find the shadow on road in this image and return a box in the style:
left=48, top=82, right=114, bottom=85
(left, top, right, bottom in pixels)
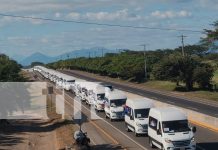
left=197, top=142, right=218, bottom=150
left=91, top=144, right=123, bottom=150
left=0, top=133, right=25, bottom=147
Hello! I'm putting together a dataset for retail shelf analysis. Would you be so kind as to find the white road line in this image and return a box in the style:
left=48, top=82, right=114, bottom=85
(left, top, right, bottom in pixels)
left=64, top=93, right=148, bottom=150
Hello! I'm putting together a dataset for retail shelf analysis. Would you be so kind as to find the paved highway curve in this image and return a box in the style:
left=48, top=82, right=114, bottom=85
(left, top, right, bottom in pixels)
left=34, top=70, right=218, bottom=150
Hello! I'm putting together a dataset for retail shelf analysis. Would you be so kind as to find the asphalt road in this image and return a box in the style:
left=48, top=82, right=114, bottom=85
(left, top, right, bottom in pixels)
left=34, top=70, right=218, bottom=150
left=61, top=70, right=218, bottom=118
left=64, top=91, right=218, bottom=150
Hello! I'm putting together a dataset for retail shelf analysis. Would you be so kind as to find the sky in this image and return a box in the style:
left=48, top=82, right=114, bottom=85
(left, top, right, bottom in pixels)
left=0, top=0, right=217, bottom=58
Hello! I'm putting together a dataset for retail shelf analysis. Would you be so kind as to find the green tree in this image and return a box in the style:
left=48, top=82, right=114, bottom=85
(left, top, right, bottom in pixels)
left=152, top=53, right=214, bottom=91
left=201, top=21, right=218, bottom=49
left=193, top=63, right=214, bottom=89
left=0, top=54, right=24, bottom=82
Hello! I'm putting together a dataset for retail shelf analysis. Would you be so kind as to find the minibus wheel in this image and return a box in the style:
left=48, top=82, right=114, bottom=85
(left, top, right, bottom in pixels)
left=135, top=132, right=139, bottom=137
left=125, top=123, right=130, bottom=132
left=149, top=137, right=155, bottom=148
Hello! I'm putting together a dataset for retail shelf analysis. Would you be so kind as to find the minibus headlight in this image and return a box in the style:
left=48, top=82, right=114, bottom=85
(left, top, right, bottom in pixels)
left=164, top=138, right=172, bottom=143
left=136, top=122, right=142, bottom=127
left=191, top=137, right=195, bottom=142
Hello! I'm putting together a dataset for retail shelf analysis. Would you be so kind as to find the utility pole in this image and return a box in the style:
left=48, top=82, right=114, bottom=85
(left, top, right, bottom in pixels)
left=101, top=48, right=104, bottom=57
left=140, top=44, right=148, bottom=81
left=178, top=34, right=187, bottom=57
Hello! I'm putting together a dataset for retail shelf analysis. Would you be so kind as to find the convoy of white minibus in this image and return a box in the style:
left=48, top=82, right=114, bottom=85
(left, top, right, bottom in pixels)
left=125, top=98, right=154, bottom=136
left=33, top=66, right=197, bottom=150
left=104, top=88, right=127, bottom=121
left=148, top=107, right=196, bottom=150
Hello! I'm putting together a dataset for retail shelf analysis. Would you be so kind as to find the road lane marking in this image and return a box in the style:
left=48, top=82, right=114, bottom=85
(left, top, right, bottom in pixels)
left=64, top=93, right=148, bottom=150
left=59, top=93, right=119, bottom=145
left=90, top=121, right=119, bottom=145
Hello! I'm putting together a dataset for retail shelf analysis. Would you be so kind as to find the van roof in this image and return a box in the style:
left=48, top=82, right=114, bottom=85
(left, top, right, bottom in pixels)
left=126, top=98, right=154, bottom=109
left=105, top=89, right=127, bottom=100
left=149, top=107, right=187, bottom=121
left=93, top=85, right=105, bottom=94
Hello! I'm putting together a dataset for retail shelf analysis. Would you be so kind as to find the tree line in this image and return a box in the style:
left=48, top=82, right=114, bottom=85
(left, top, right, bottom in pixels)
left=47, top=21, right=218, bottom=91
left=0, top=54, right=24, bottom=82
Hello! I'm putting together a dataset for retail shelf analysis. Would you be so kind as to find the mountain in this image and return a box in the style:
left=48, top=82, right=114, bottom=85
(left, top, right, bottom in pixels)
left=19, top=47, right=118, bottom=66
left=19, top=52, right=54, bottom=66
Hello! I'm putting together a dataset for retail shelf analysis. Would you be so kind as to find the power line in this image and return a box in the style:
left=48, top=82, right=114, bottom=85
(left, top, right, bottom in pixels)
left=0, top=13, right=203, bottom=33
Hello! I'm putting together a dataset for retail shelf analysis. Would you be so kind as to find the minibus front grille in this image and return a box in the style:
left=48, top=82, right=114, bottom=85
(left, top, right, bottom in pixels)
left=172, top=140, right=190, bottom=147
left=141, top=124, right=148, bottom=129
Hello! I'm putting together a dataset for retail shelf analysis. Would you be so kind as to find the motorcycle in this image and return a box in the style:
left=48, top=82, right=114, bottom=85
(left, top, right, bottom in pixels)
left=74, top=130, right=90, bottom=149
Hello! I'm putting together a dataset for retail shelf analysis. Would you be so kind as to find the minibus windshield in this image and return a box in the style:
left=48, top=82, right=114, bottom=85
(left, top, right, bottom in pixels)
left=134, top=108, right=150, bottom=118
left=162, top=120, right=190, bottom=133
left=97, top=93, right=105, bottom=100
left=110, top=99, right=126, bottom=107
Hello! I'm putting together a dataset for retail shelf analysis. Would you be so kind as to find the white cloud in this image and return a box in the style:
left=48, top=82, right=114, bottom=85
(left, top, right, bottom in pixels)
left=151, top=10, right=192, bottom=19
left=66, top=12, right=81, bottom=20
left=67, top=9, right=142, bottom=21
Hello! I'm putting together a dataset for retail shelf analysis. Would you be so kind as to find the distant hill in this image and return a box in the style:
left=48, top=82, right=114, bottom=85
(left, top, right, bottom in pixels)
left=19, top=47, right=117, bottom=66
left=19, top=52, right=54, bottom=66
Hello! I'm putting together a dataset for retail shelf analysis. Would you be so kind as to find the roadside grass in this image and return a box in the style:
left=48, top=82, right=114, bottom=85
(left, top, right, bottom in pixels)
left=140, top=80, right=218, bottom=101
left=142, top=80, right=177, bottom=91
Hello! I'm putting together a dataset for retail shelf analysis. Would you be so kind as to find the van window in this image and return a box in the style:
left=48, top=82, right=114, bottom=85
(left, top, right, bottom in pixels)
left=149, top=116, right=158, bottom=130
left=134, top=108, right=150, bottom=118
left=97, top=93, right=105, bottom=100
left=110, top=99, right=126, bottom=107
left=162, top=120, right=190, bottom=133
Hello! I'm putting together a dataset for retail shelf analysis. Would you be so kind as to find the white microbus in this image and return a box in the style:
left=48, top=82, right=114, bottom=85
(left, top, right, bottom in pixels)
left=104, top=88, right=127, bottom=121
left=62, top=75, right=75, bottom=91
left=148, top=107, right=196, bottom=150
left=92, top=85, right=106, bottom=111
left=125, top=98, right=154, bottom=136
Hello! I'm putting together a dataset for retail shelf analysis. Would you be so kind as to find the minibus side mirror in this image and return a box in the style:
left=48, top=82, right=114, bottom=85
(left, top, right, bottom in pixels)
left=192, top=126, right=196, bottom=133
left=130, top=116, right=134, bottom=120
left=157, top=129, right=162, bottom=135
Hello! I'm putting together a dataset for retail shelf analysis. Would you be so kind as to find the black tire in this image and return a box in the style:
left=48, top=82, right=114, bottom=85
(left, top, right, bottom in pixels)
left=149, top=137, right=155, bottom=148
left=105, top=113, right=108, bottom=119
left=135, top=132, right=139, bottom=137
left=125, top=123, right=130, bottom=132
